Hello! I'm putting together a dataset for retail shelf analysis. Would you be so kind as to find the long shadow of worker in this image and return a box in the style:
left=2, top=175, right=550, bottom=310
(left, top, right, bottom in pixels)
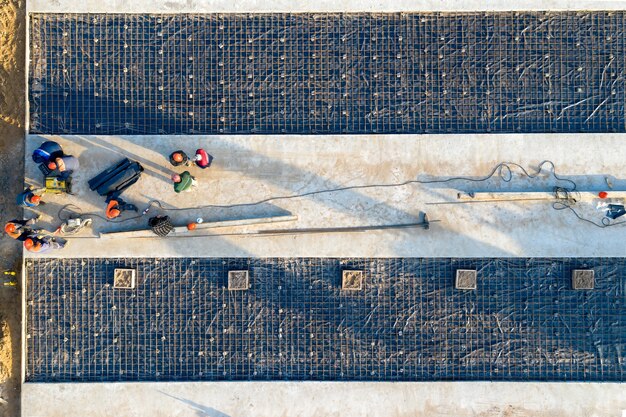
left=158, top=390, right=231, bottom=417
left=33, top=128, right=527, bottom=258
left=28, top=134, right=174, bottom=184
left=29, top=88, right=425, bottom=227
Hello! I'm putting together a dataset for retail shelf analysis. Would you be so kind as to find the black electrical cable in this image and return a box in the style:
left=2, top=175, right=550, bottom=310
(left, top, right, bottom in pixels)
left=57, top=160, right=623, bottom=228
left=57, top=204, right=144, bottom=224
left=550, top=188, right=626, bottom=228
left=143, top=160, right=577, bottom=212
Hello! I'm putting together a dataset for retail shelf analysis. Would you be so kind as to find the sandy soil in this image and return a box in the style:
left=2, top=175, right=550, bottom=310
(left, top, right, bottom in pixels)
left=0, top=0, right=26, bottom=416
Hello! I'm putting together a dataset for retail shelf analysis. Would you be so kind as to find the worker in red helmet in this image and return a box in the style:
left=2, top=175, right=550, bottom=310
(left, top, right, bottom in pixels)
left=4, top=217, right=39, bottom=241
left=16, top=187, right=45, bottom=207
left=169, top=150, right=190, bottom=167
left=193, top=148, right=213, bottom=169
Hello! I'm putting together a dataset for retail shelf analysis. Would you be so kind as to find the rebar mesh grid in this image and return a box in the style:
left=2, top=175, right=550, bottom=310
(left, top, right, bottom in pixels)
left=29, top=12, right=626, bottom=135
left=26, top=258, right=625, bottom=382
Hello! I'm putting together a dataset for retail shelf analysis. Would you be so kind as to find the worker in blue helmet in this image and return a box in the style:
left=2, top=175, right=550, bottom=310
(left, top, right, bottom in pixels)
left=32, top=141, right=64, bottom=164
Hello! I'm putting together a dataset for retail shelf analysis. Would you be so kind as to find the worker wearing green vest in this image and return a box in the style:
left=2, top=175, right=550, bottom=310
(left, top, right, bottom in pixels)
left=171, top=171, right=197, bottom=193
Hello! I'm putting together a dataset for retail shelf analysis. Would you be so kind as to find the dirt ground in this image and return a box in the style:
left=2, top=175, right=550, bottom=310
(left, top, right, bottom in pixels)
left=0, top=0, right=26, bottom=416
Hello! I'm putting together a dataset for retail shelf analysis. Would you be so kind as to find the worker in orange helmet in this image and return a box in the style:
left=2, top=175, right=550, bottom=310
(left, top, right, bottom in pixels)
left=23, top=235, right=65, bottom=253
left=169, top=150, right=190, bottom=167
left=105, top=192, right=138, bottom=220
left=4, top=217, right=39, bottom=241
left=106, top=200, right=122, bottom=219
left=16, top=187, right=45, bottom=208
left=47, top=155, right=79, bottom=179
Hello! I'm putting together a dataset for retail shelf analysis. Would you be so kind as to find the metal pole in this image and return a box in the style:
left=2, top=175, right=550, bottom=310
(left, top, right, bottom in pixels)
left=257, top=219, right=436, bottom=235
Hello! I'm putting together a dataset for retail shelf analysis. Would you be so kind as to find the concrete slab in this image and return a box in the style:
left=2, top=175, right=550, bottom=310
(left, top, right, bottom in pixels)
left=24, top=133, right=626, bottom=258
left=21, top=381, right=626, bottom=417
left=26, top=0, right=626, bottom=13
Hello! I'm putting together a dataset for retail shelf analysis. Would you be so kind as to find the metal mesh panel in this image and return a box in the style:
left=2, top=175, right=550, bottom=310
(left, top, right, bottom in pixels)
left=26, top=257, right=626, bottom=382
left=29, top=12, right=626, bottom=135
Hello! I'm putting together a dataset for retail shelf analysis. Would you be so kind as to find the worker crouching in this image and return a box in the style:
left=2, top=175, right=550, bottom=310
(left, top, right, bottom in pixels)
left=105, top=192, right=139, bottom=220
left=169, top=150, right=190, bottom=167
left=23, top=235, right=66, bottom=253
left=47, top=155, right=80, bottom=179
left=4, top=217, right=39, bottom=241
left=32, top=140, right=64, bottom=165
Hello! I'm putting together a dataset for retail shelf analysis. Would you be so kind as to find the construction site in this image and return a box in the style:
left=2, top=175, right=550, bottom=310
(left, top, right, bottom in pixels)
left=0, top=1, right=625, bottom=416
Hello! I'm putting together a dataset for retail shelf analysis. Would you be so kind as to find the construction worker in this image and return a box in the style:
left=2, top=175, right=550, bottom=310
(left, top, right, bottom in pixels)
left=105, top=192, right=138, bottom=219
left=48, top=155, right=79, bottom=179
left=4, top=217, right=39, bottom=241
left=193, top=148, right=213, bottom=169
left=172, top=171, right=197, bottom=193
left=169, top=150, right=190, bottom=167
left=23, top=235, right=65, bottom=253
left=16, top=187, right=44, bottom=207
left=32, top=140, right=64, bottom=164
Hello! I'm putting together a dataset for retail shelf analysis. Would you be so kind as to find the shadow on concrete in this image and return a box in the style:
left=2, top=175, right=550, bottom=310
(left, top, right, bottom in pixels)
left=29, top=133, right=174, bottom=184
left=25, top=130, right=532, bottom=257
left=23, top=137, right=260, bottom=258
left=158, top=390, right=231, bottom=417
left=30, top=98, right=626, bottom=258
left=74, top=132, right=425, bottom=227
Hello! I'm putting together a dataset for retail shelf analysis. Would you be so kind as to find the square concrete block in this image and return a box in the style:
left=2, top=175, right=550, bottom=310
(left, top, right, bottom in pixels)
left=572, top=270, right=594, bottom=290
left=228, top=270, right=249, bottom=290
left=113, top=268, right=136, bottom=289
left=455, top=269, right=477, bottom=290
left=342, top=270, right=363, bottom=291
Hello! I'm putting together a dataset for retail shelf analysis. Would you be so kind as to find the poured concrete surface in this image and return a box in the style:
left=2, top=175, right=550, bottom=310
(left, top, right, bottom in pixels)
left=24, top=133, right=626, bottom=258
left=21, top=381, right=626, bottom=417
left=26, top=0, right=626, bottom=13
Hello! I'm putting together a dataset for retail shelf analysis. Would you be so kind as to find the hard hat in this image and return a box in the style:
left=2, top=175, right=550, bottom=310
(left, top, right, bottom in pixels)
left=187, top=222, right=197, bottom=231
left=172, top=152, right=184, bottom=163
left=171, top=173, right=181, bottom=183
left=4, top=223, right=16, bottom=233
left=24, top=238, right=34, bottom=249
left=30, top=195, right=41, bottom=204
left=48, top=161, right=57, bottom=170
left=108, top=208, right=121, bottom=219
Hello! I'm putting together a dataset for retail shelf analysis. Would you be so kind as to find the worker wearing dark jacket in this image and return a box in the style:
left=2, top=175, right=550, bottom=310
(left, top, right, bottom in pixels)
left=23, top=235, right=65, bottom=253
left=4, top=217, right=39, bottom=241
left=169, top=150, right=190, bottom=167
left=105, top=192, right=138, bottom=219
